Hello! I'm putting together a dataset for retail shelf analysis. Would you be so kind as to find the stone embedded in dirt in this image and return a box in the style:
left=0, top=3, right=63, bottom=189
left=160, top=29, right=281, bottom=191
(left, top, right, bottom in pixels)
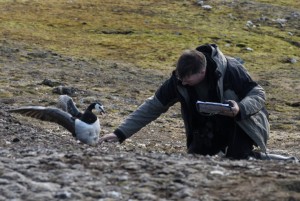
left=105, top=191, right=123, bottom=199
left=54, top=191, right=72, bottom=199
left=244, top=47, right=254, bottom=51
left=286, top=102, right=300, bottom=107
left=27, top=51, right=48, bottom=58
left=202, top=5, right=212, bottom=10
left=12, top=138, right=20, bottom=143
left=275, top=18, right=287, bottom=25
left=40, top=79, right=62, bottom=87
left=288, top=58, right=297, bottom=64
left=196, top=0, right=204, bottom=6
left=52, top=86, right=77, bottom=96
left=246, top=20, right=255, bottom=28
left=0, top=46, right=19, bottom=54
left=282, top=57, right=298, bottom=64
left=0, top=98, right=16, bottom=104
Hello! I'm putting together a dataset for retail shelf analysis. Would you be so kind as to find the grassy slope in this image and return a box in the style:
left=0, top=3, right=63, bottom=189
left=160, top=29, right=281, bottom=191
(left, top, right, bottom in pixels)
left=0, top=0, right=299, bottom=131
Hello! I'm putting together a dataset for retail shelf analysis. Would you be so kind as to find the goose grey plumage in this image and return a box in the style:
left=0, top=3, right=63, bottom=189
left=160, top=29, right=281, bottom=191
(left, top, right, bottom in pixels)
left=9, top=100, right=105, bottom=146
left=57, top=95, right=82, bottom=118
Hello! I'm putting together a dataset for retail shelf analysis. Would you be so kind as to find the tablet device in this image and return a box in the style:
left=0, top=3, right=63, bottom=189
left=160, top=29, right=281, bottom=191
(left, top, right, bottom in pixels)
left=196, top=101, right=232, bottom=114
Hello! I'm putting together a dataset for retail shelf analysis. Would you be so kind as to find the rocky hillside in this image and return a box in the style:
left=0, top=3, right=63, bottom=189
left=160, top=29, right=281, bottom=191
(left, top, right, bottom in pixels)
left=0, top=0, right=299, bottom=200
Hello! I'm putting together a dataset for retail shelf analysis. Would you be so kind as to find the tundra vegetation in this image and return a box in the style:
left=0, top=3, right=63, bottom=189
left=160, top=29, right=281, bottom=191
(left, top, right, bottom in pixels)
left=0, top=0, right=299, bottom=200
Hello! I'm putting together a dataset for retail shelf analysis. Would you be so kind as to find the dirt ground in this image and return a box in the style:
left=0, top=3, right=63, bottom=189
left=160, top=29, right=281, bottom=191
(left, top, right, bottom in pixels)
left=0, top=40, right=299, bottom=201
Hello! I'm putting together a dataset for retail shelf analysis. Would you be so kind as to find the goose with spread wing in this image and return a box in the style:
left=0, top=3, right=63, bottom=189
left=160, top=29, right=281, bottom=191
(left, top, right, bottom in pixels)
left=9, top=99, right=105, bottom=145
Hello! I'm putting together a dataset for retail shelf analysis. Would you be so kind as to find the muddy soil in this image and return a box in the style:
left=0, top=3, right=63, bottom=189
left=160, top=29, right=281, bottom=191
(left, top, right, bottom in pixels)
left=0, top=39, right=299, bottom=201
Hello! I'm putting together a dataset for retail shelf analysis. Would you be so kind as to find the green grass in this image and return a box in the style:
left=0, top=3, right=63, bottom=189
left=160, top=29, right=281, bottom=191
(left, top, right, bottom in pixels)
left=1, top=0, right=298, bottom=70
left=256, top=0, right=300, bottom=7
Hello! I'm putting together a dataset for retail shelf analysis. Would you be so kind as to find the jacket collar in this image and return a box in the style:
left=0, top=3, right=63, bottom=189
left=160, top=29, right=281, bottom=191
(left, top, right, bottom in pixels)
left=196, top=44, right=227, bottom=76
left=196, top=44, right=227, bottom=102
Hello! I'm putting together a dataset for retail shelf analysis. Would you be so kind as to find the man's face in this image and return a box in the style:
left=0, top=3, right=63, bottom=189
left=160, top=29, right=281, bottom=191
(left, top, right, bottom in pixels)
left=180, top=68, right=206, bottom=86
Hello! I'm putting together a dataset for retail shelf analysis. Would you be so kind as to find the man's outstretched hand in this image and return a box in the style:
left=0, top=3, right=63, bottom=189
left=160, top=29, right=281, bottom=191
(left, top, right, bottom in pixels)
left=98, top=133, right=119, bottom=145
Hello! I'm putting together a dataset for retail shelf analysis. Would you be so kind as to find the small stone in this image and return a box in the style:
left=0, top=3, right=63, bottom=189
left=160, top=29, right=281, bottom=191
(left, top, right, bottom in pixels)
left=27, top=51, right=48, bottom=58
left=210, top=170, right=225, bottom=176
left=122, top=162, right=140, bottom=170
left=139, top=173, right=151, bottom=182
left=105, top=191, right=122, bottom=199
left=173, top=188, right=194, bottom=198
left=284, top=57, right=298, bottom=64
left=40, top=79, right=62, bottom=87
left=134, top=192, right=157, bottom=200
left=202, top=5, right=212, bottom=10
left=246, top=20, right=254, bottom=27
left=196, top=0, right=204, bottom=6
left=54, top=191, right=72, bottom=199
left=275, top=18, right=287, bottom=24
left=52, top=86, right=77, bottom=96
left=289, top=58, right=297, bottom=64
left=245, top=47, right=253, bottom=51
left=12, top=138, right=20, bottom=143
left=118, top=175, right=129, bottom=181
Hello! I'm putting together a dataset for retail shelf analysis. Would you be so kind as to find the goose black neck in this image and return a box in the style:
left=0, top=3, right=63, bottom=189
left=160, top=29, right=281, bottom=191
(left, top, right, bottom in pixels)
left=87, top=103, right=97, bottom=111
left=80, top=103, right=98, bottom=124
left=80, top=111, right=97, bottom=124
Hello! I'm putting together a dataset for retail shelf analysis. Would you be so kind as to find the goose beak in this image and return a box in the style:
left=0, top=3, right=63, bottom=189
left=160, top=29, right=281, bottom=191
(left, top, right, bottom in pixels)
left=95, top=102, right=106, bottom=115
left=99, top=106, right=106, bottom=115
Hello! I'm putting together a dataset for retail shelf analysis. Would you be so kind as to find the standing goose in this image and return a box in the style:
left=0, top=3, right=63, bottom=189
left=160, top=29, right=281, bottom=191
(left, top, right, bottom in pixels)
left=9, top=100, right=105, bottom=146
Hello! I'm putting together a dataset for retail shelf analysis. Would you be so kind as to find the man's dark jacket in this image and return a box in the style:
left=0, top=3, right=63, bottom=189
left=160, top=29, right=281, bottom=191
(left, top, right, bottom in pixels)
left=114, top=44, right=270, bottom=152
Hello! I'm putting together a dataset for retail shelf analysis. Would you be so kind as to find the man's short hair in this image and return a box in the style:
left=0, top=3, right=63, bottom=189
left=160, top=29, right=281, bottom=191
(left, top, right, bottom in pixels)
left=176, top=49, right=207, bottom=80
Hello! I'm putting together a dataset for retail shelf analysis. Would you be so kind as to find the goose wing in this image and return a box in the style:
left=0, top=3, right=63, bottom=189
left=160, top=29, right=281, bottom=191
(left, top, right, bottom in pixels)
left=9, top=106, right=75, bottom=134
left=57, top=95, right=82, bottom=118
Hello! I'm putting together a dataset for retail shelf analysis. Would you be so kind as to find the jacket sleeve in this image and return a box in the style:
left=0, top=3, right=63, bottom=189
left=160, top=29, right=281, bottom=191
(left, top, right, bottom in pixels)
left=238, top=85, right=266, bottom=120
left=114, top=95, right=169, bottom=142
left=114, top=76, right=179, bottom=143
left=225, top=59, right=266, bottom=120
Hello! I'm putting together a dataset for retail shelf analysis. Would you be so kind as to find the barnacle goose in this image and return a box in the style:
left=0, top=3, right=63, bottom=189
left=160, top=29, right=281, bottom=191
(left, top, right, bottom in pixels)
left=9, top=97, right=105, bottom=146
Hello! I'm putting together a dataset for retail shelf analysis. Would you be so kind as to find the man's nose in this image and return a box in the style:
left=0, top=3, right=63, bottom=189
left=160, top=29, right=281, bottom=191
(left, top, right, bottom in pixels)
left=180, top=75, right=191, bottom=85
left=182, top=80, right=189, bottom=85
